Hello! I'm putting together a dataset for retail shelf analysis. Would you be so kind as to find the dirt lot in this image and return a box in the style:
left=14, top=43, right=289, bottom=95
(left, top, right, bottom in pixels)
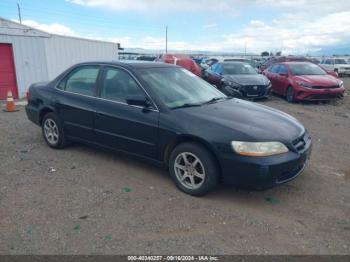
left=0, top=78, right=349, bottom=255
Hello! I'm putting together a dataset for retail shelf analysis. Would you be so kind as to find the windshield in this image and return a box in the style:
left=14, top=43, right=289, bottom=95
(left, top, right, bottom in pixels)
left=335, top=59, right=348, bottom=64
left=137, top=67, right=226, bottom=109
left=289, top=63, right=326, bottom=75
left=222, top=63, right=257, bottom=75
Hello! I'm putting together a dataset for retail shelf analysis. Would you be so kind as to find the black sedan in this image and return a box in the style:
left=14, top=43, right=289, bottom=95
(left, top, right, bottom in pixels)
left=206, top=62, right=272, bottom=99
left=26, top=61, right=311, bottom=196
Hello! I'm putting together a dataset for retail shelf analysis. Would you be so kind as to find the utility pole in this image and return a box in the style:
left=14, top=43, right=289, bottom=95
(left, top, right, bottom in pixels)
left=165, top=25, right=168, bottom=54
left=244, top=40, right=247, bottom=56
left=17, top=3, right=22, bottom=24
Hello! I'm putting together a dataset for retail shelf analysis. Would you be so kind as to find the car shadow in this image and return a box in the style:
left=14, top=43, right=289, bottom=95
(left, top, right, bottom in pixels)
left=262, top=92, right=342, bottom=106
left=61, top=141, right=311, bottom=204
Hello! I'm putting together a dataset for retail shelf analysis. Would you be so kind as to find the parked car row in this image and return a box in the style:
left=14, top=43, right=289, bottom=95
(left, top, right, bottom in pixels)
left=155, top=54, right=346, bottom=103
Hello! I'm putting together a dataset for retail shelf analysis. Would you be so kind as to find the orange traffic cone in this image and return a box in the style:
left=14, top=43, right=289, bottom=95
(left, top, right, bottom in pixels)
left=3, top=91, right=19, bottom=112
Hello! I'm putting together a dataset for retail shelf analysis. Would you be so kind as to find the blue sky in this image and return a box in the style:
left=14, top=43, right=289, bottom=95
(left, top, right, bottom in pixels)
left=1, top=0, right=350, bottom=54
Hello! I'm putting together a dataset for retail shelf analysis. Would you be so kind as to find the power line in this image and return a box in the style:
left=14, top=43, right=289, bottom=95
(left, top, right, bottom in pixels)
left=165, top=25, right=168, bottom=54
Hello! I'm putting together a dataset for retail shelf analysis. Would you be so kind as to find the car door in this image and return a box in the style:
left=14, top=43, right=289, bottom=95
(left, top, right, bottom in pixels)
left=274, top=64, right=289, bottom=95
left=266, top=64, right=280, bottom=93
left=94, top=66, right=159, bottom=159
left=54, top=65, right=100, bottom=142
left=206, top=64, right=216, bottom=84
left=210, top=63, right=223, bottom=86
left=322, top=59, right=333, bottom=71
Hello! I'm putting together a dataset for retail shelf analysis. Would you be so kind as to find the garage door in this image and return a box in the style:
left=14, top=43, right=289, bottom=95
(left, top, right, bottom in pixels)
left=0, top=44, right=18, bottom=99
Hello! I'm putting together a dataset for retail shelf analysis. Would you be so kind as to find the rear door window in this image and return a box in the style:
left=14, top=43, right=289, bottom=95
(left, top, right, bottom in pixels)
left=59, top=66, right=100, bottom=96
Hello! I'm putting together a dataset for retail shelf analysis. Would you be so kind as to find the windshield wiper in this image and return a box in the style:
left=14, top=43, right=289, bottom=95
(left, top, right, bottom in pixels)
left=171, top=103, right=202, bottom=110
left=202, top=97, right=229, bottom=105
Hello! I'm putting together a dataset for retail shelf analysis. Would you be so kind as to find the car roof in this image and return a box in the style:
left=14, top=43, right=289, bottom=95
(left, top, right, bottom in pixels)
left=280, top=61, right=314, bottom=65
left=219, top=60, right=248, bottom=64
left=219, top=61, right=251, bottom=65
left=74, top=60, right=177, bottom=70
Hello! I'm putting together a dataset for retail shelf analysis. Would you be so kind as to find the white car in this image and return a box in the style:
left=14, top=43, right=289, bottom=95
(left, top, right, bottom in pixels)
left=320, top=58, right=350, bottom=77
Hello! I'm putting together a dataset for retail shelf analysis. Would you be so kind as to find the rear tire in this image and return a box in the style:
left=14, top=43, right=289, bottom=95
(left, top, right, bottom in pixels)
left=42, top=112, right=68, bottom=149
left=169, top=142, right=219, bottom=196
left=286, top=86, right=295, bottom=103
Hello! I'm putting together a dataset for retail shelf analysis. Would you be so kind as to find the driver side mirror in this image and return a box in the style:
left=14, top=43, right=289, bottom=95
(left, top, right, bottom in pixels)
left=126, top=95, right=152, bottom=108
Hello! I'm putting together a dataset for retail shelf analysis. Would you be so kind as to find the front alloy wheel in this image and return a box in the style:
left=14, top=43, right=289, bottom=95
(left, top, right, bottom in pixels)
left=169, top=142, right=219, bottom=196
left=174, top=152, right=205, bottom=190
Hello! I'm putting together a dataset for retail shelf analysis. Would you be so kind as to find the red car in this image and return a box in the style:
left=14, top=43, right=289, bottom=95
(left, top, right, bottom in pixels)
left=156, top=54, right=202, bottom=76
left=258, top=56, right=311, bottom=73
left=263, top=62, right=345, bottom=102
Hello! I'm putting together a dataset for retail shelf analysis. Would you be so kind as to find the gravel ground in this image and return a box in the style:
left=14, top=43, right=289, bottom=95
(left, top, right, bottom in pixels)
left=0, top=78, right=349, bottom=255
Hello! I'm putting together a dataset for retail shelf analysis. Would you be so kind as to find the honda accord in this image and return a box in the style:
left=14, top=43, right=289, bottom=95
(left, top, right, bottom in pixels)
left=26, top=61, right=312, bottom=196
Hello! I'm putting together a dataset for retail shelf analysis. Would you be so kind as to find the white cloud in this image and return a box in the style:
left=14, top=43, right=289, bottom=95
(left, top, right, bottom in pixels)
left=250, top=20, right=265, bottom=28
left=202, top=23, right=218, bottom=29
left=66, top=0, right=241, bottom=14
left=13, top=19, right=77, bottom=36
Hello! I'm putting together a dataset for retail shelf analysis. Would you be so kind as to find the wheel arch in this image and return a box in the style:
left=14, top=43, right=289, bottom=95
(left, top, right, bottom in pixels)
left=39, top=106, right=56, bottom=126
left=163, top=135, right=222, bottom=178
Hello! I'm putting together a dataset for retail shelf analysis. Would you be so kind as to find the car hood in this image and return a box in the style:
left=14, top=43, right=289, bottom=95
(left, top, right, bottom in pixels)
left=335, top=64, right=350, bottom=67
left=293, top=75, right=340, bottom=86
left=223, top=74, right=269, bottom=86
left=174, top=99, right=305, bottom=143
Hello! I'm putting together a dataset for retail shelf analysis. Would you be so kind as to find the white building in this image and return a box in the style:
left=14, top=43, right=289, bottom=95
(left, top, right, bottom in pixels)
left=0, top=17, right=119, bottom=99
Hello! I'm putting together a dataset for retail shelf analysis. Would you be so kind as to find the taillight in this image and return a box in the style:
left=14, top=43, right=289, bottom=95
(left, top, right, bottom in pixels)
left=26, top=89, right=30, bottom=101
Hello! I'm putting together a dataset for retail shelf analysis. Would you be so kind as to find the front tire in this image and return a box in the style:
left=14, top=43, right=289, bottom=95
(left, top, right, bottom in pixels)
left=169, top=142, right=219, bottom=196
left=286, top=86, right=295, bottom=103
left=42, top=112, right=68, bottom=149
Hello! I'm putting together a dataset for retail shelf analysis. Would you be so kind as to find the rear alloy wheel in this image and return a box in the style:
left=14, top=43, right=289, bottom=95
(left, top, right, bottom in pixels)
left=286, top=86, right=295, bottom=103
left=169, top=142, right=219, bottom=196
left=42, top=112, right=68, bottom=149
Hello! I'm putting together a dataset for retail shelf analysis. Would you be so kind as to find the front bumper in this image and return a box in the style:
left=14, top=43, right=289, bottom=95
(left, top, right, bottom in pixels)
left=296, top=87, right=345, bottom=101
left=338, top=69, right=350, bottom=75
left=218, top=137, right=312, bottom=190
left=231, top=85, right=271, bottom=99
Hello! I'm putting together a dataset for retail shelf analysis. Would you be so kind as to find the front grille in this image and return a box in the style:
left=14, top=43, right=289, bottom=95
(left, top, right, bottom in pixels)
left=306, top=93, right=343, bottom=100
left=244, top=85, right=265, bottom=96
left=311, top=85, right=339, bottom=89
left=292, top=132, right=311, bottom=153
left=276, top=162, right=305, bottom=183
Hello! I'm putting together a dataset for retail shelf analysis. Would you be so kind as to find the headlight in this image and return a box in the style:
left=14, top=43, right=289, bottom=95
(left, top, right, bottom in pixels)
left=228, top=81, right=240, bottom=87
left=231, top=141, right=289, bottom=157
left=297, top=81, right=312, bottom=88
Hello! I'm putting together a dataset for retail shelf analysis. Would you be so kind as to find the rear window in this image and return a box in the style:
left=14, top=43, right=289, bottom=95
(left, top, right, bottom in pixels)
left=335, top=59, right=347, bottom=64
